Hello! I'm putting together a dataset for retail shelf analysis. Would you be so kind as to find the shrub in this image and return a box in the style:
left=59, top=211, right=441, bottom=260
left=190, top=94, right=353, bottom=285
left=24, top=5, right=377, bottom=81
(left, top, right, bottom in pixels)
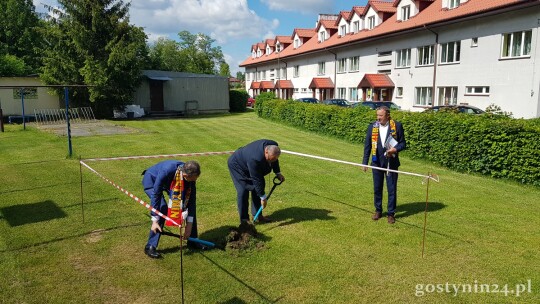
left=229, top=89, right=249, bottom=112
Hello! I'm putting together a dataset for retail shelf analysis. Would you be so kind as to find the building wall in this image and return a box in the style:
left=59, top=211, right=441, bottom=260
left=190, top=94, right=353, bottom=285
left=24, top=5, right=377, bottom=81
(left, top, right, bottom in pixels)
left=0, top=77, right=61, bottom=116
left=243, top=4, right=540, bottom=118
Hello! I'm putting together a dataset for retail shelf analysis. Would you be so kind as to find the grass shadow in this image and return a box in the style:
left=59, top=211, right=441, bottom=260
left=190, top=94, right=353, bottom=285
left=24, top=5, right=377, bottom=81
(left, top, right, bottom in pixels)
left=268, top=206, right=336, bottom=228
left=1, top=200, right=67, bottom=226
left=396, top=201, right=446, bottom=218
left=305, top=190, right=372, bottom=214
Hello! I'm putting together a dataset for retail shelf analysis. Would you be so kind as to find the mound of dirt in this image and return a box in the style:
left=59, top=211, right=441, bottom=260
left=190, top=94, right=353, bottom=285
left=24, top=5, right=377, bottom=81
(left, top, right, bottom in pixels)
left=225, top=222, right=265, bottom=251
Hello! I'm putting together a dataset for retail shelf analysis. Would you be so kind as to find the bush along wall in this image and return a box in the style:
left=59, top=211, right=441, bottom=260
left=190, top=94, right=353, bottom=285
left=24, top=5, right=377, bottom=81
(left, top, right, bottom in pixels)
left=256, top=99, right=540, bottom=186
left=229, top=89, right=249, bottom=112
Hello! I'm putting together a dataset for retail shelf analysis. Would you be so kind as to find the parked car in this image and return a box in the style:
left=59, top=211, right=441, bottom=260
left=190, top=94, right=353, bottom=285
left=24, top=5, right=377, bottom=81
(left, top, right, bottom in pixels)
left=295, top=97, right=320, bottom=104
left=246, top=97, right=255, bottom=107
left=355, top=101, right=401, bottom=110
left=323, top=98, right=351, bottom=107
left=426, top=105, right=485, bottom=114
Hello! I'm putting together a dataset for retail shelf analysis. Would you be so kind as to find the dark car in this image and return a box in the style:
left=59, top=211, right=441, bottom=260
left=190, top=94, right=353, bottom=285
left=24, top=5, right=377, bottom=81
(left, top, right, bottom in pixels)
left=295, top=97, right=320, bottom=104
left=323, top=98, right=351, bottom=107
left=247, top=97, right=255, bottom=107
left=426, top=105, right=485, bottom=114
left=355, top=101, right=401, bottom=110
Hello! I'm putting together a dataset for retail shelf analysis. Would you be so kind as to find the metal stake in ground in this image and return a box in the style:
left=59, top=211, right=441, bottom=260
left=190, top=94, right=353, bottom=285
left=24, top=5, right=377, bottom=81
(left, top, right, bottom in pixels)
left=253, top=176, right=283, bottom=222
left=179, top=223, right=185, bottom=304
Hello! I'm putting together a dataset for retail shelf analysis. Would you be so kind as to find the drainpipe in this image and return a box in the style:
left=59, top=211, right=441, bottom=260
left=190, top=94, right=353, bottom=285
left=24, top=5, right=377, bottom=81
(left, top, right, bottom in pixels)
left=281, top=59, right=289, bottom=99
left=424, top=25, right=438, bottom=107
left=326, top=48, right=338, bottom=99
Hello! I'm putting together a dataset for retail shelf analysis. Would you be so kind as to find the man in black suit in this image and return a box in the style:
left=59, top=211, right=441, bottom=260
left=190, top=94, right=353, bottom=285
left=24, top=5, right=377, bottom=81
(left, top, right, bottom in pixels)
left=362, top=106, right=406, bottom=224
left=228, top=139, right=285, bottom=223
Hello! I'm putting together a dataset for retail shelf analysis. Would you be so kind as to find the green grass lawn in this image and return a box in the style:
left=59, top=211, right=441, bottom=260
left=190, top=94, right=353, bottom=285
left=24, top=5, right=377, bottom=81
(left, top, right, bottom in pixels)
left=1, top=112, right=538, bottom=303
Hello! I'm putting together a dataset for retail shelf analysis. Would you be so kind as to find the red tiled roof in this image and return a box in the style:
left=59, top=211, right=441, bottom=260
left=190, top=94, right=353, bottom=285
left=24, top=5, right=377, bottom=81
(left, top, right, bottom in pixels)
left=265, top=39, right=275, bottom=47
left=250, top=81, right=260, bottom=89
left=369, top=0, right=398, bottom=14
left=293, top=28, right=317, bottom=39
left=309, top=77, right=334, bottom=89
left=340, top=10, right=351, bottom=20
left=275, top=35, right=292, bottom=44
left=350, top=6, right=366, bottom=19
left=260, top=81, right=275, bottom=89
left=275, top=80, right=294, bottom=89
left=256, top=42, right=265, bottom=51
left=318, top=19, right=338, bottom=31
left=240, top=0, right=535, bottom=67
left=358, top=74, right=394, bottom=88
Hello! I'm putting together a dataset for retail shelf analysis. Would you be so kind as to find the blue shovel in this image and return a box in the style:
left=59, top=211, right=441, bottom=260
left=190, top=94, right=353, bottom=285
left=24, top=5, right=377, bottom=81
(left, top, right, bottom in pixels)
left=253, top=175, right=283, bottom=223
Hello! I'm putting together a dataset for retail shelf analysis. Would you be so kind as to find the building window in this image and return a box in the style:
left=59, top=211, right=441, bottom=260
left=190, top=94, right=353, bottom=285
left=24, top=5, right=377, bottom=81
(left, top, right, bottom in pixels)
left=396, top=49, right=411, bottom=67
left=261, top=70, right=266, bottom=80
left=471, top=37, right=478, bottom=47
left=378, top=51, right=392, bottom=57
left=251, top=51, right=256, bottom=59
left=368, top=16, right=376, bottom=30
left=501, top=30, right=532, bottom=58
left=257, top=50, right=261, bottom=57
left=465, top=86, right=490, bottom=95
left=294, top=38, right=300, bottom=48
left=349, top=56, right=359, bottom=72
left=293, top=65, right=299, bottom=78
left=266, top=46, right=271, bottom=55
left=438, top=87, right=458, bottom=105
left=415, top=87, right=433, bottom=106
left=417, top=45, right=435, bottom=66
left=269, top=69, right=275, bottom=79
left=349, top=87, right=358, bottom=101
left=353, top=21, right=360, bottom=33
left=318, top=62, right=325, bottom=75
left=280, top=68, right=286, bottom=79
left=396, top=87, right=403, bottom=98
left=449, top=0, right=460, bottom=9
left=377, top=69, right=391, bottom=75
left=337, top=87, right=346, bottom=98
left=441, top=41, right=461, bottom=64
left=401, top=5, right=410, bottom=21
left=378, top=60, right=391, bottom=66
left=337, top=58, right=347, bottom=73
left=319, top=31, right=326, bottom=42
left=340, top=25, right=346, bottom=36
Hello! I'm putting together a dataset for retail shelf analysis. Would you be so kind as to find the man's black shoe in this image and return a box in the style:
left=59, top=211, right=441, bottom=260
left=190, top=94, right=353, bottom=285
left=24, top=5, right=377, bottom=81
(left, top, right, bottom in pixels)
left=144, top=246, right=162, bottom=259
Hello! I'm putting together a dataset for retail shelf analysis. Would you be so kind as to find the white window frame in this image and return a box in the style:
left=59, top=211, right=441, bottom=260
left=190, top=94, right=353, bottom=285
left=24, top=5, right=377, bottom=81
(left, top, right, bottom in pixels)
left=449, top=0, right=460, bottom=9
left=417, top=45, right=435, bottom=66
left=440, top=41, right=461, bottom=64
left=396, top=48, right=411, bottom=68
left=353, top=21, right=360, bottom=33
left=293, top=65, right=299, bottom=78
left=319, top=31, right=326, bottom=42
left=318, top=62, right=326, bottom=75
left=401, top=5, right=411, bottom=21
left=337, top=87, right=346, bottom=99
left=340, top=25, right=346, bottom=37
left=437, top=87, right=458, bottom=105
left=415, top=87, right=433, bottom=106
left=501, top=30, right=532, bottom=58
left=294, top=38, right=300, bottom=48
left=396, top=87, right=403, bottom=98
left=349, top=87, right=358, bottom=101
left=465, top=86, right=490, bottom=96
left=349, top=56, right=359, bottom=72
left=337, top=58, right=347, bottom=73
left=368, top=16, right=376, bottom=30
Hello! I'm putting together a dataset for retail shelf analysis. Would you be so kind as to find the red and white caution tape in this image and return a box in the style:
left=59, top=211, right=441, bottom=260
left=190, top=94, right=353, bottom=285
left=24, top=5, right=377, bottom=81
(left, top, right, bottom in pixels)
left=282, top=149, right=439, bottom=182
left=84, top=151, right=235, bottom=162
left=80, top=160, right=182, bottom=226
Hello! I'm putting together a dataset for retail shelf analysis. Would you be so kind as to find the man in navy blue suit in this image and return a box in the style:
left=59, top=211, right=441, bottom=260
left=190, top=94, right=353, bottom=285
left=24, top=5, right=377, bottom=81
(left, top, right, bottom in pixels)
left=228, top=139, right=285, bottom=223
left=141, top=160, right=201, bottom=258
left=362, top=106, right=406, bottom=224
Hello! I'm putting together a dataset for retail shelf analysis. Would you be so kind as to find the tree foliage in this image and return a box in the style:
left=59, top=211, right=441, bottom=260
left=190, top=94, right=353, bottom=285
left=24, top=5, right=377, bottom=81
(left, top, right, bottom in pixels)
left=0, top=0, right=43, bottom=75
left=40, top=0, right=148, bottom=117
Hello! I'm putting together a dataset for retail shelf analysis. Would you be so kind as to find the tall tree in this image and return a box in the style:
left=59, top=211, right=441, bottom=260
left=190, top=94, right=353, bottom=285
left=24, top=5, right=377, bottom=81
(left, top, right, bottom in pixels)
left=236, top=71, right=245, bottom=82
left=177, top=31, right=224, bottom=75
left=219, top=61, right=231, bottom=77
left=148, top=37, right=187, bottom=71
left=0, top=0, right=43, bottom=75
left=40, top=0, right=148, bottom=117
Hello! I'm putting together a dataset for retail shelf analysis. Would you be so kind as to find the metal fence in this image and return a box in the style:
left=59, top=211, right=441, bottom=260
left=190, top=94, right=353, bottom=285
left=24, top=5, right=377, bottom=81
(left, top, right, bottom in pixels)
left=34, top=107, right=96, bottom=125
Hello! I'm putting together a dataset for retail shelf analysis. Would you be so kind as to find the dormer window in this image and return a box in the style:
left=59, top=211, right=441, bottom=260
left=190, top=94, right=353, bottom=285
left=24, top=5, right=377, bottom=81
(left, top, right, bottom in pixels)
left=449, top=0, right=460, bottom=9
left=353, top=21, right=360, bottom=33
left=368, top=16, right=375, bottom=30
left=318, top=31, right=326, bottom=42
left=401, top=5, right=411, bottom=21
left=251, top=51, right=256, bottom=59
left=257, top=50, right=262, bottom=57
left=340, top=25, right=346, bottom=36
left=294, top=38, right=300, bottom=48
left=276, top=42, right=281, bottom=53
left=266, top=46, right=271, bottom=55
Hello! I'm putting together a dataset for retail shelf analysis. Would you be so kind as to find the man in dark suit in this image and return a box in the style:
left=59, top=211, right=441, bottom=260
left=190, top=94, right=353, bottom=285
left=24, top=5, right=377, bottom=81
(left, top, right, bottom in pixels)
left=362, top=106, right=407, bottom=224
left=141, top=160, right=201, bottom=258
left=228, top=139, right=285, bottom=223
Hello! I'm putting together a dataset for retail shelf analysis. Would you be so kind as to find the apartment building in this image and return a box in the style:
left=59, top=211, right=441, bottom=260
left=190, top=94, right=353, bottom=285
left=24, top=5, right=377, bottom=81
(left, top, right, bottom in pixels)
left=240, top=0, right=540, bottom=118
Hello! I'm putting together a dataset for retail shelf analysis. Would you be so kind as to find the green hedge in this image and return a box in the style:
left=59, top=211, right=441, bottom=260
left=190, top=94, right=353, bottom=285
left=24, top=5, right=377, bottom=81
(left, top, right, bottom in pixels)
left=229, top=89, right=249, bottom=112
left=256, top=99, right=540, bottom=186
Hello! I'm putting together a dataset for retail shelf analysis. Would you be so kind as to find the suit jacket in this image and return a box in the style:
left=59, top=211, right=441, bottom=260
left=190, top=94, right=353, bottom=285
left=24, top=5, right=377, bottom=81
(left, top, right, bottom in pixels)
left=229, top=139, right=281, bottom=197
left=141, top=160, right=196, bottom=219
left=362, top=120, right=406, bottom=169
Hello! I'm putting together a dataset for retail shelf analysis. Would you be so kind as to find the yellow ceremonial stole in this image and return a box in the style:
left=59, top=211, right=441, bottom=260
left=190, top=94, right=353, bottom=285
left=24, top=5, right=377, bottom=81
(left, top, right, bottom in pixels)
left=371, top=120, right=397, bottom=162
left=166, top=168, right=184, bottom=226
